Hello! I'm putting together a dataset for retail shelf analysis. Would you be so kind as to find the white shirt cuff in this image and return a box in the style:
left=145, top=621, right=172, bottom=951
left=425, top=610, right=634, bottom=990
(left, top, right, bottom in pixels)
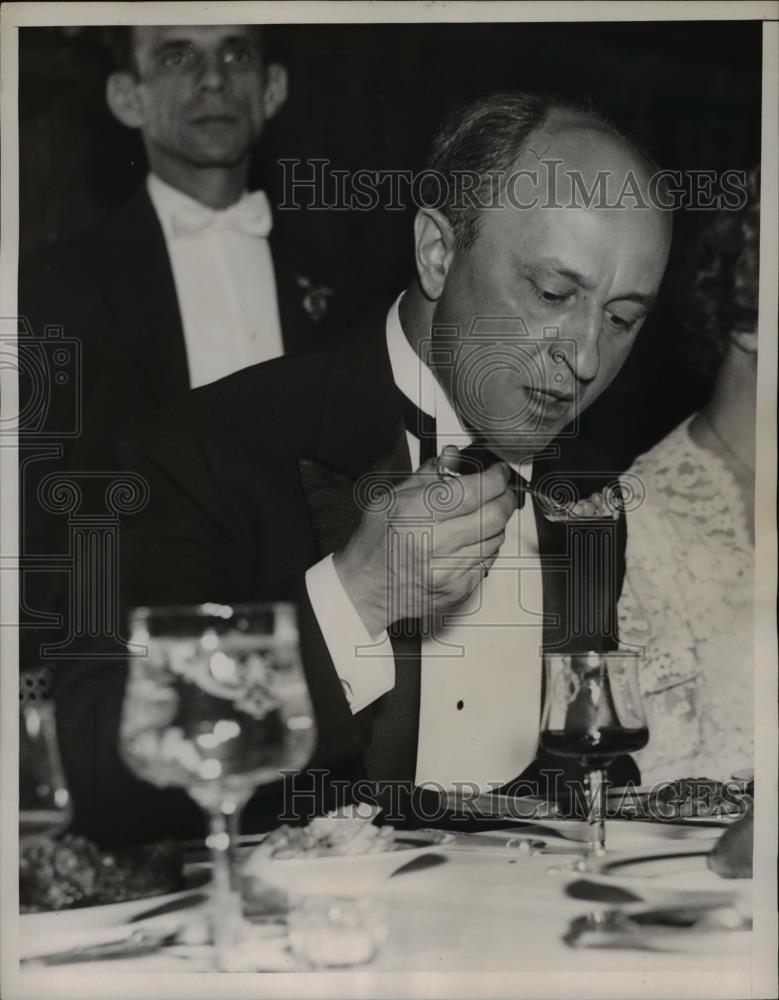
left=305, top=553, right=395, bottom=714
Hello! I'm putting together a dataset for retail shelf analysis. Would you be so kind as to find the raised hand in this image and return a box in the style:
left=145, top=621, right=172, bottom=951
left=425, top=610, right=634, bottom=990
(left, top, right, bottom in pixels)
left=332, top=450, right=515, bottom=637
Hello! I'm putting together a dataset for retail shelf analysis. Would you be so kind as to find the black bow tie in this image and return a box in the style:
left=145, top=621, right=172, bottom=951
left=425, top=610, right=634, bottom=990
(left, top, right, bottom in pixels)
left=399, top=393, right=529, bottom=508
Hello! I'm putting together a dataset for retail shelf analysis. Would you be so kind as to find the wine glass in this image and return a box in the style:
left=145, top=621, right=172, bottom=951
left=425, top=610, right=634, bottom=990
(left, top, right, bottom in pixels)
left=540, top=650, right=648, bottom=870
left=19, top=701, right=72, bottom=841
left=120, top=602, right=317, bottom=970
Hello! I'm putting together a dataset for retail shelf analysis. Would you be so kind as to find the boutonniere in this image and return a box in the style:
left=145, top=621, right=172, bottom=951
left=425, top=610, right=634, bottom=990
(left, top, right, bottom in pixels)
left=295, top=274, right=334, bottom=323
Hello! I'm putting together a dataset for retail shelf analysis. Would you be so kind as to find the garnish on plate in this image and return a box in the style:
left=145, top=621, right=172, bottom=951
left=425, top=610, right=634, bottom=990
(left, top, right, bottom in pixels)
left=244, top=805, right=397, bottom=866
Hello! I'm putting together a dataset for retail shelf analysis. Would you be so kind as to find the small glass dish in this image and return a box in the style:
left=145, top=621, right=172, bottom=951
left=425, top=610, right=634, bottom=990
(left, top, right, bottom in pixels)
left=287, top=896, right=388, bottom=969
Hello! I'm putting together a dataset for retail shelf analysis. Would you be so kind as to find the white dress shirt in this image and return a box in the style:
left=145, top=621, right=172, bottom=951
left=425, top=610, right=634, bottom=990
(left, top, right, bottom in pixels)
left=147, top=174, right=283, bottom=389
left=306, top=296, right=545, bottom=791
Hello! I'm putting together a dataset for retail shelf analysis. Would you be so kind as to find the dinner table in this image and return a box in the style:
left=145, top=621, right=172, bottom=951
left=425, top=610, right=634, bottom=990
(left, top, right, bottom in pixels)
left=15, top=811, right=759, bottom=1000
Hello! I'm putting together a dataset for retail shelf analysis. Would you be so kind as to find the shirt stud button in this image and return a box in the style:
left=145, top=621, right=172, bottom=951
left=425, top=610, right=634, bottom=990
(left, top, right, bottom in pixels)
left=456, top=700, right=464, bottom=710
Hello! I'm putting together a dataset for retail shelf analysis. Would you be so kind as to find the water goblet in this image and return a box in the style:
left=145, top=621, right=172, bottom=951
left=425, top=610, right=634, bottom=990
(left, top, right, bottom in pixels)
left=120, top=602, right=317, bottom=970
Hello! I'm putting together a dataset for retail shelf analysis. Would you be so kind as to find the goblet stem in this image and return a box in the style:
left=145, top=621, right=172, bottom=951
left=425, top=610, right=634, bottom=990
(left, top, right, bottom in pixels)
left=207, top=806, right=245, bottom=970
left=584, top=767, right=607, bottom=859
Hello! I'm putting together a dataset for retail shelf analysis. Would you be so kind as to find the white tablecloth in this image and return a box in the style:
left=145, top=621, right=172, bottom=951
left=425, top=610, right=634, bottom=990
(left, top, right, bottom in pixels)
left=15, top=831, right=756, bottom=998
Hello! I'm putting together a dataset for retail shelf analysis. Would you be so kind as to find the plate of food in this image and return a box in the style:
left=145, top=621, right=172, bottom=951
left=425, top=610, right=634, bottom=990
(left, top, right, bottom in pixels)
left=243, top=807, right=452, bottom=896
left=19, top=834, right=209, bottom=937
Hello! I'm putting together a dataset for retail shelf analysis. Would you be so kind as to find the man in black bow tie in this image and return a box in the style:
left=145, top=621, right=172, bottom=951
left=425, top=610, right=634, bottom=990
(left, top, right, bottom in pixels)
left=57, top=92, right=672, bottom=844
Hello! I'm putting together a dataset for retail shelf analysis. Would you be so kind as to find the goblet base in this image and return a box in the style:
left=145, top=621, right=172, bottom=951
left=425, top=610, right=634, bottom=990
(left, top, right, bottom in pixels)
left=546, top=850, right=605, bottom=877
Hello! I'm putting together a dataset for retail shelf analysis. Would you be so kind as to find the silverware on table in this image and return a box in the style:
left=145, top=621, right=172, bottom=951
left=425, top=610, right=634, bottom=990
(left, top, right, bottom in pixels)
left=564, top=900, right=752, bottom=949
left=419, top=829, right=585, bottom=856
left=389, top=853, right=449, bottom=878
left=21, top=926, right=181, bottom=966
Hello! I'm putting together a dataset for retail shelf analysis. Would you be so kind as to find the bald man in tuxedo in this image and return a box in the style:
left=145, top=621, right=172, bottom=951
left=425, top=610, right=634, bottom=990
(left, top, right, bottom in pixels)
left=57, top=93, right=671, bottom=844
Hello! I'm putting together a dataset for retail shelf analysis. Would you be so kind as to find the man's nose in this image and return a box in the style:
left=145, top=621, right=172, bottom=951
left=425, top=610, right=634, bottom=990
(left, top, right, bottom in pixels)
left=549, top=303, right=601, bottom=385
left=196, top=53, right=228, bottom=92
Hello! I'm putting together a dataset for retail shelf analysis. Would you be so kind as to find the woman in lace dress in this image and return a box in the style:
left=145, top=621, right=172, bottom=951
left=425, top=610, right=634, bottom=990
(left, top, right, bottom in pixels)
left=618, top=167, right=759, bottom=785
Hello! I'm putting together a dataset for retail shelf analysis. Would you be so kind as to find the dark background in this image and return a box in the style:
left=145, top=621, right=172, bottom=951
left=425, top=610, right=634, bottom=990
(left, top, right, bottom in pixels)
left=19, top=20, right=763, bottom=464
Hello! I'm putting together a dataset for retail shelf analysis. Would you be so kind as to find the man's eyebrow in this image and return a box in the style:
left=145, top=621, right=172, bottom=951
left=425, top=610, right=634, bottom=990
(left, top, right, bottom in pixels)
left=533, top=259, right=597, bottom=289
left=153, top=34, right=255, bottom=54
left=612, top=291, right=656, bottom=308
left=220, top=34, right=257, bottom=45
left=152, top=39, right=195, bottom=54
left=534, top=260, right=655, bottom=307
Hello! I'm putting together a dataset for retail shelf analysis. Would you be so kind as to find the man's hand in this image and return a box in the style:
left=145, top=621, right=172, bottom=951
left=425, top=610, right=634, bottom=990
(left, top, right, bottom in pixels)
left=332, top=448, right=515, bottom=637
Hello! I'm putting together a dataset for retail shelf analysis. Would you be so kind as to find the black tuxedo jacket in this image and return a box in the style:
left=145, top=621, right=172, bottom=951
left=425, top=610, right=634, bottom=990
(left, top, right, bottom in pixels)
left=52, top=306, right=638, bottom=845
left=19, top=186, right=346, bottom=673
left=19, top=185, right=341, bottom=471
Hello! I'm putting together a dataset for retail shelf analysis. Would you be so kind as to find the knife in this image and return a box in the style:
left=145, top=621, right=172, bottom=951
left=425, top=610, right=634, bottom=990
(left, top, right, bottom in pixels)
left=21, top=926, right=180, bottom=966
left=564, top=900, right=751, bottom=948
left=432, top=830, right=585, bottom=855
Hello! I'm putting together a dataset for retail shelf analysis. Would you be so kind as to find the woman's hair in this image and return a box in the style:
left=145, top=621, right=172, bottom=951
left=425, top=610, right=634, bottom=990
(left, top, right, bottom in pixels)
left=682, top=165, right=760, bottom=377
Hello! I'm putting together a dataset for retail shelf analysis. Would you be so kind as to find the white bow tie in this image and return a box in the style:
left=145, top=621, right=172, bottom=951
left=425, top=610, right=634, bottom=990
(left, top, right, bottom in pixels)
left=171, top=190, right=273, bottom=238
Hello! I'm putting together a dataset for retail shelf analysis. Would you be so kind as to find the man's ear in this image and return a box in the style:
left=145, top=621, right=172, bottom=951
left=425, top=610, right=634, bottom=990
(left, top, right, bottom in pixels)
left=414, top=208, right=456, bottom=301
left=731, top=328, right=758, bottom=356
left=106, top=72, right=145, bottom=129
left=262, top=64, right=288, bottom=120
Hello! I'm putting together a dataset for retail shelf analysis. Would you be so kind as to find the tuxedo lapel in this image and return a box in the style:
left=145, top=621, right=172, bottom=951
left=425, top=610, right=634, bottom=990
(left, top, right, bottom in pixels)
left=313, top=305, right=405, bottom=476
left=298, top=421, right=410, bottom=561
left=297, top=456, right=358, bottom=558
left=269, top=229, right=336, bottom=355
left=295, top=303, right=410, bottom=581
left=297, top=307, right=421, bottom=781
left=269, top=230, right=306, bottom=354
left=99, top=188, right=189, bottom=406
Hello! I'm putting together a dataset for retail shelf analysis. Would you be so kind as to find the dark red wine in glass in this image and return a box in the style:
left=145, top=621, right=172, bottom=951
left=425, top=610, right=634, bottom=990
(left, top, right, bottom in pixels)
left=540, top=651, right=648, bottom=866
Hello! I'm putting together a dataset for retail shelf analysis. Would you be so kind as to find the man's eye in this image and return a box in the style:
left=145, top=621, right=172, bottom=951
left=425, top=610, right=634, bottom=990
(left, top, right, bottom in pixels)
left=530, top=282, right=570, bottom=305
left=159, top=47, right=195, bottom=69
left=607, top=311, right=638, bottom=333
left=222, top=44, right=256, bottom=65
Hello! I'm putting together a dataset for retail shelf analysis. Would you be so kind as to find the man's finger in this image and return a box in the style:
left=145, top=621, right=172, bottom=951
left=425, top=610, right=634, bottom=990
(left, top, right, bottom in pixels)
left=435, top=489, right=516, bottom=549
left=399, top=461, right=511, bottom=521
left=434, top=444, right=463, bottom=476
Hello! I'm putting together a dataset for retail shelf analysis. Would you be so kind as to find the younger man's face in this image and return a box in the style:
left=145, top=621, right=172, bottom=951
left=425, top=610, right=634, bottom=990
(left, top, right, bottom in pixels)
left=126, top=25, right=280, bottom=171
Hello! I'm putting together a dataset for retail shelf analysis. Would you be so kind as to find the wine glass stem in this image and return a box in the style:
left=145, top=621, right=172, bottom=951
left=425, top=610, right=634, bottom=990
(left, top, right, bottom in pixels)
left=585, top=767, right=606, bottom=858
left=208, top=808, right=243, bottom=970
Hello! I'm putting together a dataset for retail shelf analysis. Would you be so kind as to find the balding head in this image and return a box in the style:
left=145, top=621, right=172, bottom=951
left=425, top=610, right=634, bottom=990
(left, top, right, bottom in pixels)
left=511, top=108, right=664, bottom=215
left=412, top=93, right=672, bottom=463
